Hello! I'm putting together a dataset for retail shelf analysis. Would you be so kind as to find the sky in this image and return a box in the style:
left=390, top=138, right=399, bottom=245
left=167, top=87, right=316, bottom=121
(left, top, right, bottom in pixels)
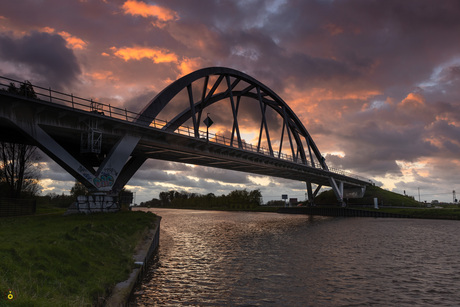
left=1, top=0, right=460, bottom=204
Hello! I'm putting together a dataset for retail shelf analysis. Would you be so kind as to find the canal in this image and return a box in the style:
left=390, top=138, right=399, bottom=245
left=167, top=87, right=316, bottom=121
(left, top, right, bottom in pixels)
left=130, top=208, right=460, bottom=306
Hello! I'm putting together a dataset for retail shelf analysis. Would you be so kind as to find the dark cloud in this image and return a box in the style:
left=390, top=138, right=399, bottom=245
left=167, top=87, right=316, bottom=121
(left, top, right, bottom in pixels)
left=0, top=31, right=81, bottom=88
left=2, top=0, right=460, bottom=202
left=123, top=89, right=159, bottom=114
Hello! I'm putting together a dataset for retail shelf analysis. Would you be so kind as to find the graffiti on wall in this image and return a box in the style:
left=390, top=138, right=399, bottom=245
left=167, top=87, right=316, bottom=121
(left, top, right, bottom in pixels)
left=78, top=165, right=93, bottom=181
left=93, top=175, right=114, bottom=188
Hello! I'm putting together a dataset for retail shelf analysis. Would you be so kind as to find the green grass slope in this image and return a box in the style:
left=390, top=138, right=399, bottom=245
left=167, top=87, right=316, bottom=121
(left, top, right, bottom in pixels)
left=315, top=185, right=422, bottom=207
left=0, top=211, right=156, bottom=306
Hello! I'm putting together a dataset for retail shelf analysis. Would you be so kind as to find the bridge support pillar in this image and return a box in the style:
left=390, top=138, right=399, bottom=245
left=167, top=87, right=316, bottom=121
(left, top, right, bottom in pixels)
left=306, top=182, right=314, bottom=205
left=2, top=112, right=141, bottom=213
left=329, top=177, right=346, bottom=207
left=306, top=182, right=322, bottom=206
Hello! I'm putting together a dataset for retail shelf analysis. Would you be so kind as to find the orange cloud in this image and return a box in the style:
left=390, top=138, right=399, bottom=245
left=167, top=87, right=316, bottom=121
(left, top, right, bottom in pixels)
left=58, top=31, right=87, bottom=50
left=178, top=57, right=203, bottom=77
left=87, top=71, right=117, bottom=81
left=400, top=92, right=425, bottom=107
left=435, top=114, right=460, bottom=127
left=113, top=46, right=178, bottom=63
left=122, top=0, right=178, bottom=24
left=40, top=27, right=87, bottom=50
left=283, top=83, right=381, bottom=114
left=40, top=26, right=55, bottom=33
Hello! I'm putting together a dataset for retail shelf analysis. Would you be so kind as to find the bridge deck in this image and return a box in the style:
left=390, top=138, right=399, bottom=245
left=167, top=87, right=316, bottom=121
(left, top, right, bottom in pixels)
left=0, top=90, right=370, bottom=189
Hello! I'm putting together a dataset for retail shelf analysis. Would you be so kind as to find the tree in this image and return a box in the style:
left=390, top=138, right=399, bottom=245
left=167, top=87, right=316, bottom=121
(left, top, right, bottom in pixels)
left=0, top=81, right=40, bottom=198
left=0, top=142, right=40, bottom=198
left=7, top=81, right=37, bottom=99
left=70, top=180, right=88, bottom=197
left=159, top=191, right=170, bottom=205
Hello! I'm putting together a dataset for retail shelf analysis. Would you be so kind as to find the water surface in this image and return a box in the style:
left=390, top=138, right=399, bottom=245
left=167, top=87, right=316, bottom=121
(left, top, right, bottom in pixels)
left=130, top=209, right=460, bottom=306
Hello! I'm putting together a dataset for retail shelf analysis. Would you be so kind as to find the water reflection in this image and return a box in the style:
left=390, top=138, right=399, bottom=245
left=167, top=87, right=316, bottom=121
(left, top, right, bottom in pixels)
left=130, top=209, right=460, bottom=306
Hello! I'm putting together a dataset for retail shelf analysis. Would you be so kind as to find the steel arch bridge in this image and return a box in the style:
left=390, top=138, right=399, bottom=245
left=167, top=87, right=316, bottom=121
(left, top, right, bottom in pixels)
left=0, top=68, right=370, bottom=211
left=137, top=67, right=326, bottom=169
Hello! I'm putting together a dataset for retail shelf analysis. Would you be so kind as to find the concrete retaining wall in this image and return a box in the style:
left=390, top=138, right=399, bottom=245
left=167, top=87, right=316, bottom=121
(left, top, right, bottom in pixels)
left=104, top=215, right=161, bottom=307
left=278, top=207, right=411, bottom=218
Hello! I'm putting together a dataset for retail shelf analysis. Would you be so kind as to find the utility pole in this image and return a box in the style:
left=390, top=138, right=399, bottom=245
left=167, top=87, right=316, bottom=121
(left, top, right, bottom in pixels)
left=206, top=113, right=209, bottom=141
left=418, top=187, right=421, bottom=202
left=453, top=190, right=457, bottom=203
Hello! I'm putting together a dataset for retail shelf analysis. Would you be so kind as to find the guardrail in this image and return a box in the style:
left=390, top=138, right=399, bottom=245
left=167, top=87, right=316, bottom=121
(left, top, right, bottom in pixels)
left=0, top=76, right=371, bottom=183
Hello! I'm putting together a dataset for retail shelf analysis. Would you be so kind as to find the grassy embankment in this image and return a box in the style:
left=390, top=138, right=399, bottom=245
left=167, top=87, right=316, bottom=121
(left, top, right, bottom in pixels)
left=315, top=185, right=460, bottom=220
left=0, top=206, right=157, bottom=306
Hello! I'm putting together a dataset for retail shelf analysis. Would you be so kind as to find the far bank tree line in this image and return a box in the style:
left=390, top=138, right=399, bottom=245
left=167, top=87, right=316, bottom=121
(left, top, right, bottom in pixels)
left=141, top=189, right=263, bottom=210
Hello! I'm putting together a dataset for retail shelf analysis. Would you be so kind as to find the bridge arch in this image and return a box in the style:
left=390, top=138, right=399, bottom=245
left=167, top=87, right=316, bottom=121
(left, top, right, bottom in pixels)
left=0, top=70, right=368, bottom=211
left=135, top=67, right=328, bottom=170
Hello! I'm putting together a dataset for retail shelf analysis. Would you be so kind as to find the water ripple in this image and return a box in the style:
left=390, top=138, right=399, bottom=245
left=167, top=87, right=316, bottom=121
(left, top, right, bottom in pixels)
left=130, top=209, right=460, bottom=306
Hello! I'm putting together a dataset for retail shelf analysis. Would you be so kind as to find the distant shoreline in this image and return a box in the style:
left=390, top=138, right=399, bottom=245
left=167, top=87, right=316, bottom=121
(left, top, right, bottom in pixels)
left=137, top=205, right=460, bottom=220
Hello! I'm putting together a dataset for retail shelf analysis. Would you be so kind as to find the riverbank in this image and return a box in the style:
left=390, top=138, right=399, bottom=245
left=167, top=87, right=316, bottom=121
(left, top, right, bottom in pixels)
left=278, top=206, right=460, bottom=220
left=0, top=210, right=158, bottom=306
left=138, top=205, right=280, bottom=212
left=369, top=207, right=460, bottom=220
left=141, top=205, right=460, bottom=220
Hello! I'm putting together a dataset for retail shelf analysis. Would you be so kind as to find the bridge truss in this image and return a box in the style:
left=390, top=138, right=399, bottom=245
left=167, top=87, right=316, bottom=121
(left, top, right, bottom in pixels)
left=0, top=68, right=371, bottom=211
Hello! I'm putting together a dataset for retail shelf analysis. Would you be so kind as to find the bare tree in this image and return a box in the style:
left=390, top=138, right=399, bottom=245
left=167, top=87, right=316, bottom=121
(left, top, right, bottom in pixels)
left=0, top=81, right=41, bottom=198
left=0, top=142, right=40, bottom=198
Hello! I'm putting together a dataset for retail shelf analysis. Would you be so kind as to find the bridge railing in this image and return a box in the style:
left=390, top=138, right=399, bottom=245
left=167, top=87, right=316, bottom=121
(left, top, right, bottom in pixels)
left=173, top=125, right=294, bottom=160
left=0, top=76, right=370, bottom=183
left=172, top=124, right=370, bottom=182
left=0, top=76, right=144, bottom=122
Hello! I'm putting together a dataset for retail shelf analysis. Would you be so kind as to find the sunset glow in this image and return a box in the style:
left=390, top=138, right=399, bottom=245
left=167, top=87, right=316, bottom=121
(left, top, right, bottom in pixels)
left=122, top=0, right=179, bottom=22
left=0, top=0, right=459, bottom=203
left=113, top=46, right=178, bottom=63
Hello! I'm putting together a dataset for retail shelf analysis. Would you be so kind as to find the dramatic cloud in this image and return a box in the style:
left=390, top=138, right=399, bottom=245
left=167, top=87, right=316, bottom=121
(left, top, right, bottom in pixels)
left=112, top=46, right=178, bottom=63
left=1, top=0, right=460, bottom=203
left=0, top=31, right=81, bottom=88
left=40, top=27, right=88, bottom=50
left=122, top=0, right=179, bottom=27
